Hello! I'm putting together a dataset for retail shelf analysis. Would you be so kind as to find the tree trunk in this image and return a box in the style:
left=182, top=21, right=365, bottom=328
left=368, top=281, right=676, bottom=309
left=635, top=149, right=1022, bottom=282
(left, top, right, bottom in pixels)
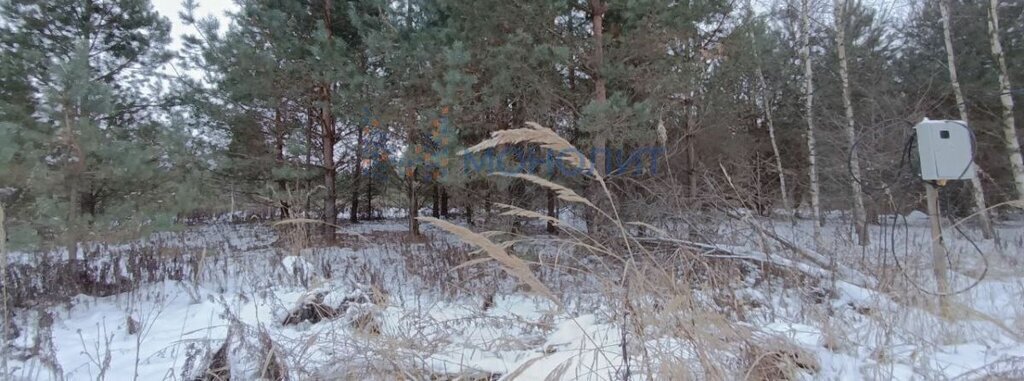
left=834, top=0, right=869, bottom=246
left=584, top=0, right=609, bottom=235
left=366, top=175, right=373, bottom=220
left=305, top=108, right=314, bottom=217
left=686, top=106, right=699, bottom=200
left=407, top=109, right=420, bottom=236
left=547, top=189, right=557, bottom=234
left=62, top=103, right=85, bottom=260
left=0, top=203, right=5, bottom=258
left=408, top=171, right=419, bottom=236
left=431, top=182, right=440, bottom=218
left=350, top=124, right=364, bottom=223
left=440, top=187, right=449, bottom=218
left=321, top=0, right=338, bottom=243
left=322, top=100, right=337, bottom=242
left=66, top=166, right=81, bottom=260
left=801, top=0, right=823, bottom=241
left=590, top=0, right=608, bottom=179
left=0, top=202, right=7, bottom=375
left=940, top=0, right=995, bottom=239
left=760, top=84, right=789, bottom=213
left=987, top=0, right=1024, bottom=200
left=747, top=2, right=791, bottom=214
left=484, top=191, right=492, bottom=223
left=274, top=107, right=290, bottom=220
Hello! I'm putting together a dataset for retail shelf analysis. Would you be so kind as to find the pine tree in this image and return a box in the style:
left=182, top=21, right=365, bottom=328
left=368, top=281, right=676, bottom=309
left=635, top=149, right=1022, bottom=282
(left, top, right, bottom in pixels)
left=187, top=0, right=382, bottom=238
left=0, top=0, right=197, bottom=253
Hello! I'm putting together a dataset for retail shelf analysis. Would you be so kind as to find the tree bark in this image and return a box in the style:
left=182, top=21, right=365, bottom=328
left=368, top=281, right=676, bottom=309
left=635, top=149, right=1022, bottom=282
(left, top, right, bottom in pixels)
left=350, top=124, right=364, bottom=223
left=986, top=0, right=1024, bottom=200
left=686, top=105, right=699, bottom=200
left=62, top=99, right=85, bottom=260
left=747, top=2, right=791, bottom=214
left=801, top=0, right=823, bottom=241
left=547, top=189, right=557, bottom=234
left=407, top=108, right=420, bottom=236
left=305, top=108, right=314, bottom=217
left=834, top=0, right=869, bottom=246
left=319, top=0, right=338, bottom=243
left=321, top=98, right=337, bottom=242
left=939, top=0, right=995, bottom=239
left=431, top=182, right=440, bottom=218
left=484, top=191, right=492, bottom=223
left=440, top=187, right=449, bottom=218
left=0, top=202, right=7, bottom=375
left=584, top=0, right=610, bottom=235
left=590, top=0, right=608, bottom=179
left=366, top=174, right=373, bottom=220
left=274, top=107, right=290, bottom=220
left=408, top=171, right=419, bottom=236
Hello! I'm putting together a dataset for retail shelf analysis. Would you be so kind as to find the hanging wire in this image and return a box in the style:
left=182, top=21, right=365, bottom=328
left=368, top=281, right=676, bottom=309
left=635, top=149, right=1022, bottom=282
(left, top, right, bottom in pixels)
left=847, top=122, right=990, bottom=296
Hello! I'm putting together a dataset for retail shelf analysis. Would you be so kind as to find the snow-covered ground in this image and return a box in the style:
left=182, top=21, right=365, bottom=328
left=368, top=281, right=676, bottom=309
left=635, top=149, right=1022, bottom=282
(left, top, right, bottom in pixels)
left=3, top=211, right=1023, bottom=380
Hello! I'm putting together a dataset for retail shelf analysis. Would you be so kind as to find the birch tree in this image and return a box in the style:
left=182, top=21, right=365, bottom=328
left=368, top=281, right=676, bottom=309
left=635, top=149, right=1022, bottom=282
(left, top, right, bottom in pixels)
left=801, top=0, right=823, bottom=239
left=747, top=2, right=792, bottom=214
left=834, top=0, right=869, bottom=245
left=939, top=0, right=995, bottom=239
left=986, top=0, right=1024, bottom=201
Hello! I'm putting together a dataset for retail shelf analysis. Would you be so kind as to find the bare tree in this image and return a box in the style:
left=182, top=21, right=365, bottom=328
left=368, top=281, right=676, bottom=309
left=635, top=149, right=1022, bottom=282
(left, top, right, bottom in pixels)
left=0, top=203, right=7, bottom=376
left=748, top=1, right=792, bottom=214
left=986, top=0, right=1024, bottom=200
left=801, top=0, right=823, bottom=241
left=939, top=0, right=995, bottom=239
left=834, top=0, right=869, bottom=245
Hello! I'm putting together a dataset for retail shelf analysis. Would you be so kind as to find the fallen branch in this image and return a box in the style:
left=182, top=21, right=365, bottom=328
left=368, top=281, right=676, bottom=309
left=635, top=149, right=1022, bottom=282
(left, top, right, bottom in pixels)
left=722, top=210, right=874, bottom=288
left=634, top=236, right=835, bottom=281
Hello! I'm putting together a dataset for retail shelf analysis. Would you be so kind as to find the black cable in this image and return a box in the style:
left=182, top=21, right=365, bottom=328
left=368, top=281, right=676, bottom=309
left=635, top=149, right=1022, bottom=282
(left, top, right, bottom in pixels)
left=848, top=130, right=918, bottom=195
left=849, top=119, right=978, bottom=196
left=830, top=120, right=991, bottom=296
left=874, top=124, right=989, bottom=297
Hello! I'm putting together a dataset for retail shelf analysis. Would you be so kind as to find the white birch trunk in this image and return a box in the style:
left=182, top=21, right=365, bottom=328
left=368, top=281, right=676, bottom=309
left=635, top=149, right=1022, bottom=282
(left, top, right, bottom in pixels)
left=835, top=0, right=869, bottom=245
left=801, top=0, right=823, bottom=240
left=0, top=202, right=6, bottom=375
left=759, top=69, right=792, bottom=214
left=939, top=0, right=995, bottom=239
left=747, top=1, right=792, bottom=214
left=987, top=0, right=1024, bottom=201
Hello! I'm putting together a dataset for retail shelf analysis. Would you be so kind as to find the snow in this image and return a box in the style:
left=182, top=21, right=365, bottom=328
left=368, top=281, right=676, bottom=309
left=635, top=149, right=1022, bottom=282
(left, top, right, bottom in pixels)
left=4, top=213, right=1024, bottom=380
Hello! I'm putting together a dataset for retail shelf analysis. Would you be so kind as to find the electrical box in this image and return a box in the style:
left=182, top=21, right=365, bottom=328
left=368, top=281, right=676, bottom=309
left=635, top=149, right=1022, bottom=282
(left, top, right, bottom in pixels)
left=914, top=119, right=975, bottom=181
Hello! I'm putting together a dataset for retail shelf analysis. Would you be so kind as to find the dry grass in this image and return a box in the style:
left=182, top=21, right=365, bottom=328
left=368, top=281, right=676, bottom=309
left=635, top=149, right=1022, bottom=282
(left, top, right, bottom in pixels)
left=459, top=122, right=596, bottom=178
left=740, top=338, right=819, bottom=381
left=421, top=122, right=827, bottom=379
left=13, top=122, right=1016, bottom=380
left=417, top=216, right=559, bottom=307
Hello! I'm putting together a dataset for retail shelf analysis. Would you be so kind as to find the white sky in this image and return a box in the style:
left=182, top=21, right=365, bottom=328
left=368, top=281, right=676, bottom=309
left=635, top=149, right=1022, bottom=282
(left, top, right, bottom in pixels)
left=151, top=0, right=237, bottom=51
left=150, top=0, right=238, bottom=84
